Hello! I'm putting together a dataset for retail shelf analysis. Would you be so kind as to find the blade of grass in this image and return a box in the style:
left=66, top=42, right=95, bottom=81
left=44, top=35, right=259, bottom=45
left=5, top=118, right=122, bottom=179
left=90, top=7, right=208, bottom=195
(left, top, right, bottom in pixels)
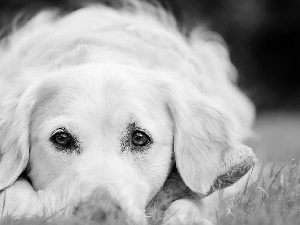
left=243, top=164, right=255, bottom=195
left=245, top=175, right=264, bottom=192
left=284, top=177, right=296, bottom=200
left=244, top=190, right=256, bottom=209
left=162, top=209, right=179, bottom=224
left=1, top=189, right=6, bottom=220
left=263, top=163, right=287, bottom=201
left=269, top=162, right=276, bottom=179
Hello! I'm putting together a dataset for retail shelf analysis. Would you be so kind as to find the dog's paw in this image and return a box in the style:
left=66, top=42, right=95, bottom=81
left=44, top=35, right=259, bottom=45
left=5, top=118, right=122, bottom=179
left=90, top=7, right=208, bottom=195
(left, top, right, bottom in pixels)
left=163, top=199, right=215, bottom=225
left=0, top=178, right=41, bottom=217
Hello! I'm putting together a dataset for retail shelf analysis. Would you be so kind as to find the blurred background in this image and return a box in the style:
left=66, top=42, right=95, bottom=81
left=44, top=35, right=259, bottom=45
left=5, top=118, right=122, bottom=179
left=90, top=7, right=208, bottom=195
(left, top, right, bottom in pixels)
left=0, top=0, right=299, bottom=161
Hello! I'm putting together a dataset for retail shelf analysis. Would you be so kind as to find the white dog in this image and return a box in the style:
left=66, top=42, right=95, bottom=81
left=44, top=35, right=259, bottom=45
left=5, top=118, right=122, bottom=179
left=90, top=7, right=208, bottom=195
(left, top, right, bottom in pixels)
left=0, top=1, right=256, bottom=224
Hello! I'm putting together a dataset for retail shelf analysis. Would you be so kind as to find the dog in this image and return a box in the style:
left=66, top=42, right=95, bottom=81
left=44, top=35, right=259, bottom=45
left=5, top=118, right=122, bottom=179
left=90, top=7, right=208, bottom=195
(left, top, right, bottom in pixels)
left=0, top=1, right=256, bottom=224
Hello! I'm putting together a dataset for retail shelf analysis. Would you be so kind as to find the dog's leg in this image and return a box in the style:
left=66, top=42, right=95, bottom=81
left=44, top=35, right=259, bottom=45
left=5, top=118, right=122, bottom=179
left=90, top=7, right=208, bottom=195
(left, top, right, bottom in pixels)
left=161, top=168, right=254, bottom=225
left=163, top=198, right=216, bottom=225
left=0, top=177, right=42, bottom=218
left=146, top=168, right=217, bottom=225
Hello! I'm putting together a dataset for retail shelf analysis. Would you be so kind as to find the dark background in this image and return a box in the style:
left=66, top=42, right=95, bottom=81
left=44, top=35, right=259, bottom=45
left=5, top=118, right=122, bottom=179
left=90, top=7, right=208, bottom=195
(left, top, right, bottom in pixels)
left=0, top=0, right=299, bottom=113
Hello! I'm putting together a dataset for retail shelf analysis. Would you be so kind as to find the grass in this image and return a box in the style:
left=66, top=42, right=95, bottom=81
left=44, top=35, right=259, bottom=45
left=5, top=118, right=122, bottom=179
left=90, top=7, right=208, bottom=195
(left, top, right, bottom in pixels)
left=2, top=162, right=300, bottom=225
left=219, top=161, right=300, bottom=225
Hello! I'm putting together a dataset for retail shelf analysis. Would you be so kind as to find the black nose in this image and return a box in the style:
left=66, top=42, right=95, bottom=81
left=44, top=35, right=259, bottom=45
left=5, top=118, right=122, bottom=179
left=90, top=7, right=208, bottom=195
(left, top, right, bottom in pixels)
left=73, top=190, right=129, bottom=225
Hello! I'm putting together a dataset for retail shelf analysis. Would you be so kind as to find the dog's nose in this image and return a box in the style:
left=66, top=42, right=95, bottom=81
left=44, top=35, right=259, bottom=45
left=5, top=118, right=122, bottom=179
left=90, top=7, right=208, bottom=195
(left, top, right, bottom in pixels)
left=73, top=190, right=130, bottom=225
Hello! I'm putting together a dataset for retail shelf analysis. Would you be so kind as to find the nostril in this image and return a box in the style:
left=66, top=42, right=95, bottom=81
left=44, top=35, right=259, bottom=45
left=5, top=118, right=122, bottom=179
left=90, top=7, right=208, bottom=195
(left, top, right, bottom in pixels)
left=73, top=190, right=129, bottom=225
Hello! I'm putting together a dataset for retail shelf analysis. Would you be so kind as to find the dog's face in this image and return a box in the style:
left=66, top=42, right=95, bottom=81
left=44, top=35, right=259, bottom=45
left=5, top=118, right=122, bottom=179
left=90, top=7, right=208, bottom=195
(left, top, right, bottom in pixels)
left=0, top=63, right=255, bottom=222
left=28, top=64, right=174, bottom=209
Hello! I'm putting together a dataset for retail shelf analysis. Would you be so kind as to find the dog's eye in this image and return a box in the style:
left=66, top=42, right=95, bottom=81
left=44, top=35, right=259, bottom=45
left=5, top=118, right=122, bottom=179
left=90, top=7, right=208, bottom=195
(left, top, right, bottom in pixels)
left=120, top=124, right=152, bottom=153
left=50, top=128, right=79, bottom=153
left=131, top=131, right=150, bottom=147
left=54, top=132, right=71, bottom=146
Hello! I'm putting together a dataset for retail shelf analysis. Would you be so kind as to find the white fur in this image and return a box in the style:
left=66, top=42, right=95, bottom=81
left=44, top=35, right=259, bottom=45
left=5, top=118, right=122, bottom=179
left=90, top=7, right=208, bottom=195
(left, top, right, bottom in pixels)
left=0, top=2, right=255, bottom=224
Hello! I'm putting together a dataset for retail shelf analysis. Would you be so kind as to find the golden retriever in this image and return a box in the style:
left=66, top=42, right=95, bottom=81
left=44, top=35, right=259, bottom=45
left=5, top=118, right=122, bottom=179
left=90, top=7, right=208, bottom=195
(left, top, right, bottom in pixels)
left=0, top=1, right=256, bottom=224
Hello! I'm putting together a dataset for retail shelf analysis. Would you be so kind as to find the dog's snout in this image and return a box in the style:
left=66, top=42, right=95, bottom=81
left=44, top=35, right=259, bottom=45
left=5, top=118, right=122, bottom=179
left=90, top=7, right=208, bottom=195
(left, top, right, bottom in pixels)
left=74, top=190, right=129, bottom=225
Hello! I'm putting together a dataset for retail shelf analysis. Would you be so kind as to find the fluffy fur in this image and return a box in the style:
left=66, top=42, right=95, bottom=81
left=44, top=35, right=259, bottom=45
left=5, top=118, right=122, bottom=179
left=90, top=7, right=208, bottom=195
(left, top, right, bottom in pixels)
left=0, top=1, right=255, bottom=224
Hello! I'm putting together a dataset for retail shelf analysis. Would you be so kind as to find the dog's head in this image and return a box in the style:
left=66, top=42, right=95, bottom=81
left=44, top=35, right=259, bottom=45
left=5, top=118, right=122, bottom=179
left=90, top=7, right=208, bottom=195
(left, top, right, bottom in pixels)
left=0, top=63, right=255, bottom=222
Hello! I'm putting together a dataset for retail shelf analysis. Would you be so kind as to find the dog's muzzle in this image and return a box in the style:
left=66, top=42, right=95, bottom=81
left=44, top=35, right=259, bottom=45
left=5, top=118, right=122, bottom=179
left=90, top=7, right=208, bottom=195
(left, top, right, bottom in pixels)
left=73, top=189, right=131, bottom=225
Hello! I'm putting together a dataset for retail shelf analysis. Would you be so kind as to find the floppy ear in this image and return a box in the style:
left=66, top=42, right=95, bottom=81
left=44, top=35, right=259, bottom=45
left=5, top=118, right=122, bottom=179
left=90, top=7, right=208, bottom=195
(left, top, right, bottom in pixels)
left=168, top=92, right=256, bottom=195
left=0, top=91, right=35, bottom=190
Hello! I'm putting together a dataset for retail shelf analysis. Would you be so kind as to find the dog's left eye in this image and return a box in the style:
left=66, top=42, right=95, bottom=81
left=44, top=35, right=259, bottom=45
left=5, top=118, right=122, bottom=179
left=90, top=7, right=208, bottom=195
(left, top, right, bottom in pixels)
left=132, top=131, right=150, bottom=147
left=50, top=128, right=79, bottom=153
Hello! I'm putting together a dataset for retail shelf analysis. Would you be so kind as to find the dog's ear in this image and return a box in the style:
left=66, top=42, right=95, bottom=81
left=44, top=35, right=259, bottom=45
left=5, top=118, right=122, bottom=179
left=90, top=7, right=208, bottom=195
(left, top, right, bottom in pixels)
left=0, top=89, right=36, bottom=190
left=168, top=91, right=256, bottom=195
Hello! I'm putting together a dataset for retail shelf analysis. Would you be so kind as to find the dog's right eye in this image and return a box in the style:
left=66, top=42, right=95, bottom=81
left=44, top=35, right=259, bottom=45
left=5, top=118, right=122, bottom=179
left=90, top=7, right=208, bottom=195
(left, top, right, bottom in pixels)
left=50, top=128, right=80, bottom=153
